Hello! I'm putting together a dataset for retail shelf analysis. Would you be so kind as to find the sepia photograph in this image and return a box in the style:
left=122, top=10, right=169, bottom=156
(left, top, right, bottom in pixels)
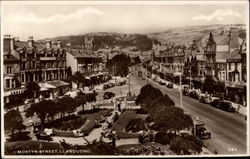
left=1, top=0, right=249, bottom=157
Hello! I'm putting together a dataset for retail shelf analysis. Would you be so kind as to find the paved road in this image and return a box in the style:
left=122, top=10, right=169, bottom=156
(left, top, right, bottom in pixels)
left=132, top=75, right=247, bottom=155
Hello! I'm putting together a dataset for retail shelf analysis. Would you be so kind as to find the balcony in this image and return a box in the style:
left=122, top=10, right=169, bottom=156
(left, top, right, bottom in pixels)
left=40, top=57, right=57, bottom=61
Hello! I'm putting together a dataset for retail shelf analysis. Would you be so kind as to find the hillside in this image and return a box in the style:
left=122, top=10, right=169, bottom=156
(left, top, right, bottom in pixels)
left=40, top=24, right=245, bottom=52
left=43, top=32, right=159, bottom=51
left=148, top=24, right=246, bottom=45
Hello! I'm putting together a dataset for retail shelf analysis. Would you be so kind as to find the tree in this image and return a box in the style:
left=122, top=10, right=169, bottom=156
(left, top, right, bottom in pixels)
left=135, top=84, right=163, bottom=106
left=152, top=107, right=193, bottom=133
left=106, top=54, right=131, bottom=77
left=148, top=95, right=175, bottom=118
left=5, top=109, right=26, bottom=136
left=75, top=94, right=87, bottom=111
left=66, top=66, right=72, bottom=78
left=57, top=96, right=78, bottom=116
left=25, top=81, right=40, bottom=98
left=25, top=100, right=56, bottom=126
left=170, top=133, right=203, bottom=155
left=71, top=71, right=83, bottom=89
left=202, top=75, right=217, bottom=94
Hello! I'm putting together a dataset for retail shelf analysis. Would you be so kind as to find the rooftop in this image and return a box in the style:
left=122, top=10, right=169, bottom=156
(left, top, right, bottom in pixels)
left=67, top=49, right=102, bottom=58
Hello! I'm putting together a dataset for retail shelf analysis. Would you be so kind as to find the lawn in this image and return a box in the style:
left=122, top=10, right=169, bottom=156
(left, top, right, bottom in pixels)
left=112, top=110, right=148, bottom=138
left=42, top=109, right=112, bottom=137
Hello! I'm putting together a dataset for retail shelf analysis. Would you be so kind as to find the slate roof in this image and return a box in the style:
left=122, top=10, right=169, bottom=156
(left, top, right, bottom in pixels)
left=67, top=49, right=102, bottom=58
left=216, top=52, right=229, bottom=63
left=227, top=49, right=241, bottom=60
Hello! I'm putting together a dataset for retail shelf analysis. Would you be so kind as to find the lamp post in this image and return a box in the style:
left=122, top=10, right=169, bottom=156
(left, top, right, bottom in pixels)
left=189, top=64, right=192, bottom=89
left=175, top=71, right=183, bottom=109
left=180, top=72, right=182, bottom=109
left=128, top=73, right=131, bottom=97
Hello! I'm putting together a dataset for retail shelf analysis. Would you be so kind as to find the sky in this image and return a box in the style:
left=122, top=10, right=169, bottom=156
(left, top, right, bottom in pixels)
left=1, top=1, right=248, bottom=41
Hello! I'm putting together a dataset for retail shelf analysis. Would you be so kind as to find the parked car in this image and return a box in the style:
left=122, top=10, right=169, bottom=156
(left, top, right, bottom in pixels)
left=103, top=92, right=115, bottom=99
left=189, top=91, right=200, bottom=99
left=199, top=95, right=212, bottom=104
left=167, top=83, right=173, bottom=88
left=183, top=89, right=190, bottom=96
left=159, top=80, right=166, bottom=85
left=219, top=101, right=236, bottom=112
left=35, top=133, right=53, bottom=141
left=210, top=98, right=221, bottom=108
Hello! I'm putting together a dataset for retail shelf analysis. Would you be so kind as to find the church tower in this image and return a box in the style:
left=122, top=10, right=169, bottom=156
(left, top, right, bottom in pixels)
left=85, top=36, right=94, bottom=54
left=205, top=32, right=216, bottom=76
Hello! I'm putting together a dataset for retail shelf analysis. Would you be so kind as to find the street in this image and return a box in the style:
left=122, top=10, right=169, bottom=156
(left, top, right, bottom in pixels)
left=11, top=74, right=247, bottom=155
left=131, top=75, right=246, bottom=154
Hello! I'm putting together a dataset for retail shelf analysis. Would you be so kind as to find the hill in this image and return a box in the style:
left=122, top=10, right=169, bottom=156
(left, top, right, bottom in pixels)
left=39, top=24, right=245, bottom=52
left=42, top=32, right=160, bottom=51
left=148, top=24, right=246, bottom=45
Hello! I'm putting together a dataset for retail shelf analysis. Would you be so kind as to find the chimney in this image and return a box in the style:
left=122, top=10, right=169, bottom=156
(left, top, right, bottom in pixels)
left=14, top=37, right=19, bottom=42
left=45, top=39, right=51, bottom=49
left=4, top=35, right=14, bottom=52
left=57, top=40, right=61, bottom=49
left=28, top=36, right=34, bottom=48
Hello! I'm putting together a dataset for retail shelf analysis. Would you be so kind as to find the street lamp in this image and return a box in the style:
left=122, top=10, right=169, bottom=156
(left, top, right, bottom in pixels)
left=189, top=64, right=192, bottom=89
left=128, top=73, right=131, bottom=97
left=175, top=71, right=183, bottom=108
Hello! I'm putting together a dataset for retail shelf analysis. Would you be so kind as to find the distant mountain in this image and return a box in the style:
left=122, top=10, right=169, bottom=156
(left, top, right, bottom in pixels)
left=42, top=32, right=160, bottom=51
left=148, top=24, right=246, bottom=45
left=40, top=24, right=245, bottom=52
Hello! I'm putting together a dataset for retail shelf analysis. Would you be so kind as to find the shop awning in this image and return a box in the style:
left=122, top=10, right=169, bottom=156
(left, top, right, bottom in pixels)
left=40, top=87, right=49, bottom=91
left=46, top=80, right=70, bottom=88
left=39, top=83, right=56, bottom=89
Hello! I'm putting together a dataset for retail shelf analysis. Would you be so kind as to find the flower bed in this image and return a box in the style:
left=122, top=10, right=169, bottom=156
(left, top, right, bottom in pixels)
left=112, top=110, right=147, bottom=138
left=53, top=129, right=75, bottom=137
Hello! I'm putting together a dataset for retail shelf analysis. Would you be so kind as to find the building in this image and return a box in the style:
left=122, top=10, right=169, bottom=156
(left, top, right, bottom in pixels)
left=15, top=37, right=68, bottom=84
left=66, top=36, right=106, bottom=89
left=204, top=33, right=216, bottom=76
left=3, top=35, right=25, bottom=105
left=225, top=48, right=245, bottom=105
left=66, top=49, right=104, bottom=74
left=152, top=43, right=186, bottom=83
left=3, top=35, right=70, bottom=105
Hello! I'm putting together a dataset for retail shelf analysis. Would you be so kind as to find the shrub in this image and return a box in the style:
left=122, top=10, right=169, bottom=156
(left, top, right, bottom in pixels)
left=53, top=129, right=74, bottom=137
left=170, top=133, right=203, bottom=155
left=125, top=118, right=148, bottom=133
left=154, top=131, right=170, bottom=145
left=145, top=116, right=154, bottom=123
left=136, top=108, right=148, bottom=114
left=8, top=131, right=31, bottom=142
left=80, top=119, right=96, bottom=135
left=112, top=112, right=119, bottom=122
left=59, top=117, right=87, bottom=131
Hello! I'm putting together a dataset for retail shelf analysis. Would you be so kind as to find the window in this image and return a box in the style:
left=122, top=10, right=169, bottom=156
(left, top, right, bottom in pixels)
left=21, top=74, right=24, bottom=83
left=229, top=63, right=231, bottom=70
left=12, top=79, right=15, bottom=88
left=7, top=67, right=12, bottom=74
left=6, top=79, right=10, bottom=88
left=235, top=63, right=238, bottom=71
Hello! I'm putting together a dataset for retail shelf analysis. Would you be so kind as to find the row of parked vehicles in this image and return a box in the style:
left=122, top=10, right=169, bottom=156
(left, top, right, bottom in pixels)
left=152, top=75, right=236, bottom=113
left=183, top=88, right=236, bottom=112
left=154, top=78, right=174, bottom=89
